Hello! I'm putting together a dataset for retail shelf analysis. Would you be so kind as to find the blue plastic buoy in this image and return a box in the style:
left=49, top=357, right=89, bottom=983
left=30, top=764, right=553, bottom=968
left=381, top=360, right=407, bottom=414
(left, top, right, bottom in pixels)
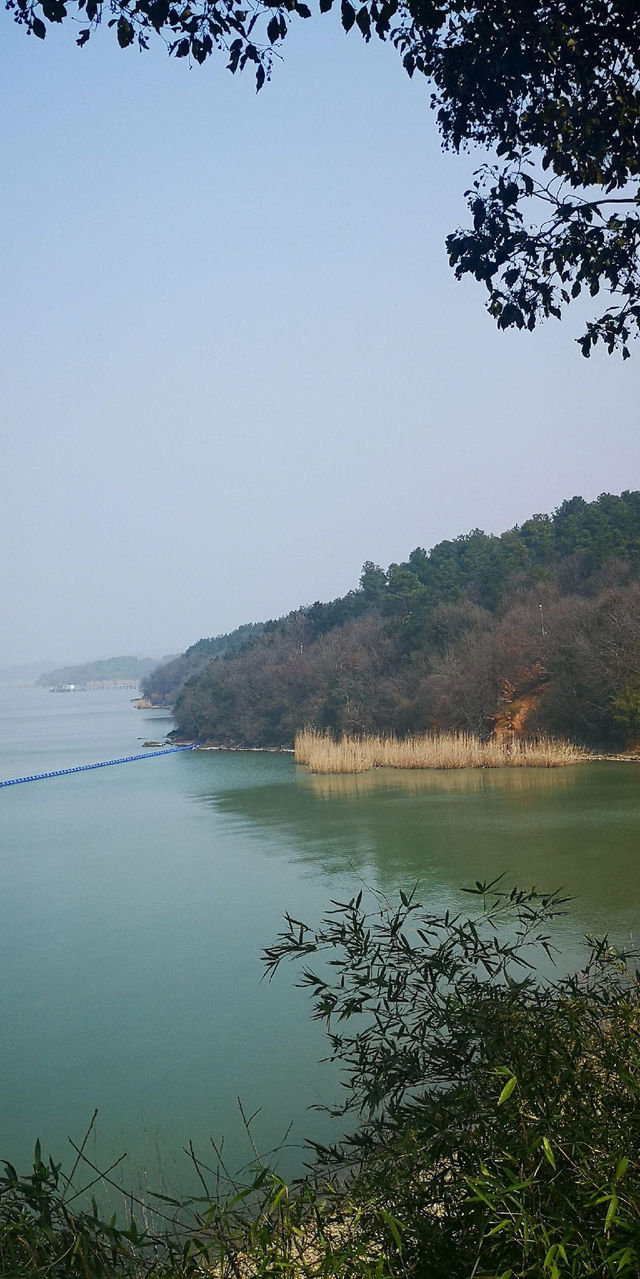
left=0, top=744, right=197, bottom=788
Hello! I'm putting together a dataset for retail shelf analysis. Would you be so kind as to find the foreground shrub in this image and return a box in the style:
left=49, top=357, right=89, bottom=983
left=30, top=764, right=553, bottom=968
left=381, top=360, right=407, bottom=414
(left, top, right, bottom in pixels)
left=265, top=881, right=640, bottom=1277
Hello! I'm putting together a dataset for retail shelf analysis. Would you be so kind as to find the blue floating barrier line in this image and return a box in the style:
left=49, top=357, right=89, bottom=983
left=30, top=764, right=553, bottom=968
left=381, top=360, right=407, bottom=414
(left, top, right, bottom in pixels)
left=0, top=744, right=199, bottom=788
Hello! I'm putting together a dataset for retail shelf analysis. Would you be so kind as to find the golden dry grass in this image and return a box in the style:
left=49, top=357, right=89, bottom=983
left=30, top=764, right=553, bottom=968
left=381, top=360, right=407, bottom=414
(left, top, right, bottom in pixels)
left=294, top=728, right=587, bottom=774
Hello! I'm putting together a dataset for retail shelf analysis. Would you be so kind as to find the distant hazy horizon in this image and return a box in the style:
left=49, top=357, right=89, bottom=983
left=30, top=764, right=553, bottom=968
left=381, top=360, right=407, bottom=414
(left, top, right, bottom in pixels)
left=0, top=654, right=177, bottom=682
left=2, top=13, right=638, bottom=667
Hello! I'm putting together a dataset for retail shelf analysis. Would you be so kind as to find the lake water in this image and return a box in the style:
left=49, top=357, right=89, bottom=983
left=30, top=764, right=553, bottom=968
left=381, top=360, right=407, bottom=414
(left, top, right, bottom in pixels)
left=1, top=685, right=639, bottom=1196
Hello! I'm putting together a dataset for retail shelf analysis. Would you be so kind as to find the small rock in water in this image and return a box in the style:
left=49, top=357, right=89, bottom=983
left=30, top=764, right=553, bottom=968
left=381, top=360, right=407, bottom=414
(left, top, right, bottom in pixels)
left=142, top=740, right=163, bottom=748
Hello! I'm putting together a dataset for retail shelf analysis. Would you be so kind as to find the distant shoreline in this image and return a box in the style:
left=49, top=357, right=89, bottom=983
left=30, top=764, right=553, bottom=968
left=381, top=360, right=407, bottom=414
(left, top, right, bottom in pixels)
left=169, top=739, right=640, bottom=767
left=190, top=743, right=295, bottom=753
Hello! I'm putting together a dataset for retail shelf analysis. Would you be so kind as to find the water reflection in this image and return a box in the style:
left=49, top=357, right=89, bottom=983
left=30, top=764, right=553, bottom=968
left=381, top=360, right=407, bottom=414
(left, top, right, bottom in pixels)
left=197, top=758, right=640, bottom=948
left=299, top=764, right=583, bottom=799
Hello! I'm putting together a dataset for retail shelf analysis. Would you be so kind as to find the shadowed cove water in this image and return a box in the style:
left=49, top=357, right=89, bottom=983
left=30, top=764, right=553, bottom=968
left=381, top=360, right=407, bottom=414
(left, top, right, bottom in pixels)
left=1, top=686, right=639, bottom=1197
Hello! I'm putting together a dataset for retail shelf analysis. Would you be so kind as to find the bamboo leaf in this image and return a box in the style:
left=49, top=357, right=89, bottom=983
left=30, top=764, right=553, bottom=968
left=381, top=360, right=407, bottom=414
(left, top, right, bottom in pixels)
left=498, top=1075, right=517, bottom=1105
left=605, top=1192, right=618, bottom=1233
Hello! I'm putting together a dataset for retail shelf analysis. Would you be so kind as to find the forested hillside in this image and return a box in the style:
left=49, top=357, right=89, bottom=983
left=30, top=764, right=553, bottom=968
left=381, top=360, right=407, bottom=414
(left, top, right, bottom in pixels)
left=141, top=622, right=264, bottom=705
left=170, top=492, right=640, bottom=750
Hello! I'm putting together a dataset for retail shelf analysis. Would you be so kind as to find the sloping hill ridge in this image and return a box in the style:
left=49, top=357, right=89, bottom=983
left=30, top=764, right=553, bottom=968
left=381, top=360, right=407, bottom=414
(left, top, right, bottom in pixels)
left=141, top=623, right=265, bottom=706
left=165, top=492, right=640, bottom=751
left=38, top=655, right=165, bottom=687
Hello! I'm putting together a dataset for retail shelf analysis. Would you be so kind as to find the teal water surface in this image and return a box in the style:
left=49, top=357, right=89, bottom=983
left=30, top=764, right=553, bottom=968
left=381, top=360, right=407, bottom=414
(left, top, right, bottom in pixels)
left=1, top=685, right=639, bottom=1195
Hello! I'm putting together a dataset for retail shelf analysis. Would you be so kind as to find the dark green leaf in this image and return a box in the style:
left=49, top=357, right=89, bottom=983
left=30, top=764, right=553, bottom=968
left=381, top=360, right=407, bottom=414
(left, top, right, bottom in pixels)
left=341, top=0, right=355, bottom=31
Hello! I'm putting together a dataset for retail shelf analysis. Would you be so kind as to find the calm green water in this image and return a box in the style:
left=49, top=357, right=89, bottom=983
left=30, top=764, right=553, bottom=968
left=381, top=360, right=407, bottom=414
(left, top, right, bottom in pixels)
left=1, top=685, right=639, bottom=1194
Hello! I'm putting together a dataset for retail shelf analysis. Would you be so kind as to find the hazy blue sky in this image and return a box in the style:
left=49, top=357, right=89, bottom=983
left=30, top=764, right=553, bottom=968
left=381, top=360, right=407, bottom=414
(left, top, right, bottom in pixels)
left=1, top=13, right=638, bottom=667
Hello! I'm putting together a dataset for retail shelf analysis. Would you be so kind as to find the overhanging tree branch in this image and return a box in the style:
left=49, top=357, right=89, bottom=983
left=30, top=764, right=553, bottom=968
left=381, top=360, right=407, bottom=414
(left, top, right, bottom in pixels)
left=9, top=0, right=640, bottom=355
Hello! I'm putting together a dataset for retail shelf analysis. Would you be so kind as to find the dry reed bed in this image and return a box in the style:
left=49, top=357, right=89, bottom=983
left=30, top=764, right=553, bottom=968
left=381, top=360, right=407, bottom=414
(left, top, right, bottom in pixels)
left=294, top=729, right=587, bottom=774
